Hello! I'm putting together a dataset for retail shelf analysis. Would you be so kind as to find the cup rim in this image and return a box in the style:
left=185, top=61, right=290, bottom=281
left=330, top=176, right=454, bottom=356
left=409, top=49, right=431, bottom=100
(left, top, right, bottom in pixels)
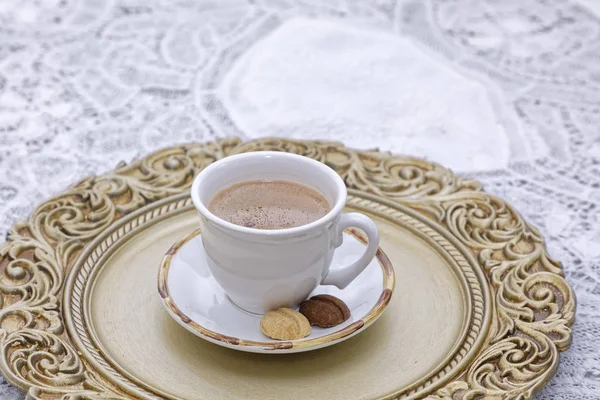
left=190, top=151, right=347, bottom=237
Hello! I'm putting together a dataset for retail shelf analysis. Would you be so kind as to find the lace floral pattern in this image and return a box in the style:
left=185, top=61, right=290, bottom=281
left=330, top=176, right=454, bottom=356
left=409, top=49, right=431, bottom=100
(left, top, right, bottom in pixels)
left=0, top=0, right=596, bottom=398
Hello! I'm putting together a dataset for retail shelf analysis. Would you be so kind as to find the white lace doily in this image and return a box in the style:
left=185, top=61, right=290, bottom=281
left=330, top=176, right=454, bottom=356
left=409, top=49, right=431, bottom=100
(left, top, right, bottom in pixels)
left=0, top=0, right=596, bottom=399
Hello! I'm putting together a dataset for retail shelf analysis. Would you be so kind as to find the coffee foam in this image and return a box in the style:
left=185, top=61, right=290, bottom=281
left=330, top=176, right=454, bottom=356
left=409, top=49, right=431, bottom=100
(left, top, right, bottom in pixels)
left=208, top=180, right=331, bottom=230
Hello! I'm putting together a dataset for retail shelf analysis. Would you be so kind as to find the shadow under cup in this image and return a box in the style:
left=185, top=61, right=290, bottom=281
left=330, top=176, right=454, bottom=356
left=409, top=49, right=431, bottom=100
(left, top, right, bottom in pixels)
left=190, top=151, right=348, bottom=314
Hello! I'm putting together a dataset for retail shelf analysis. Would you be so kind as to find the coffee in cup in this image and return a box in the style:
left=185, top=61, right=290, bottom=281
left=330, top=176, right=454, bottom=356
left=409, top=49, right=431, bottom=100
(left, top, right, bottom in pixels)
left=191, top=151, right=379, bottom=314
left=208, top=180, right=331, bottom=230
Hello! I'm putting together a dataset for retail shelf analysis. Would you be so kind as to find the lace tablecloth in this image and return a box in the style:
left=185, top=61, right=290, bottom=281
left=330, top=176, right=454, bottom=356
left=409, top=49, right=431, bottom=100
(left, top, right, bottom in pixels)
left=0, top=0, right=597, bottom=398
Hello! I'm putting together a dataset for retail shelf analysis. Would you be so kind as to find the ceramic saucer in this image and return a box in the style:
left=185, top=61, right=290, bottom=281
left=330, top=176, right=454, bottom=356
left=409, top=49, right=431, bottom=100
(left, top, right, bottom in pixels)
left=158, top=229, right=395, bottom=354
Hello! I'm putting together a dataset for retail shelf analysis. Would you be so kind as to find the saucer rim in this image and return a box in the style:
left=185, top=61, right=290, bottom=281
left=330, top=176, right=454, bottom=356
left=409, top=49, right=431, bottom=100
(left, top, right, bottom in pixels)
left=158, top=228, right=395, bottom=353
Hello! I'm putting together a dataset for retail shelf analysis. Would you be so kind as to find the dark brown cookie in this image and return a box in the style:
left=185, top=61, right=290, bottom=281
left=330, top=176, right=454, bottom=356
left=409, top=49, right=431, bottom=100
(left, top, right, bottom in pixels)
left=299, top=294, right=351, bottom=327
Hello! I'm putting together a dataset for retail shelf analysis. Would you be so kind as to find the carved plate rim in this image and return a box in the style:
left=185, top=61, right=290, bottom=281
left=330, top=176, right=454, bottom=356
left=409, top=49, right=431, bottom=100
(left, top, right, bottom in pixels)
left=0, top=137, right=575, bottom=400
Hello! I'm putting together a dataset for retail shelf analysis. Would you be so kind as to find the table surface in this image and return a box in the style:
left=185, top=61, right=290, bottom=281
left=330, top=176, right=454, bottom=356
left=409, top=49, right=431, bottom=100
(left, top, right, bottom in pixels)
left=0, top=0, right=597, bottom=399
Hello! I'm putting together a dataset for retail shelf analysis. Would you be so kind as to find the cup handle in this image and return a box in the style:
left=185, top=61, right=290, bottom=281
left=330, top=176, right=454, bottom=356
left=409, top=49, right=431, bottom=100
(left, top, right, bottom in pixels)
left=321, top=213, right=380, bottom=289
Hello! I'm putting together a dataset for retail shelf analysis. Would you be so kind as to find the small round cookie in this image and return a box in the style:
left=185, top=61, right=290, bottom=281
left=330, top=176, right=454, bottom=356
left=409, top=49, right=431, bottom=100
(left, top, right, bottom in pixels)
left=260, top=308, right=311, bottom=340
left=299, top=294, right=351, bottom=327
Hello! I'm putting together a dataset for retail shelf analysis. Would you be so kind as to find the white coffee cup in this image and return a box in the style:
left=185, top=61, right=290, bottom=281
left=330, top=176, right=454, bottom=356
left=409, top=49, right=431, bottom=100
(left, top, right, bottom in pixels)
left=191, top=151, right=379, bottom=314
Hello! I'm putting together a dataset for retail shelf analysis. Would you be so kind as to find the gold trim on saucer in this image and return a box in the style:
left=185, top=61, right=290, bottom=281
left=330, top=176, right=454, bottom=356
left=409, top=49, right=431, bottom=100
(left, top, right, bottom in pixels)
left=0, top=138, right=575, bottom=399
left=157, top=228, right=395, bottom=352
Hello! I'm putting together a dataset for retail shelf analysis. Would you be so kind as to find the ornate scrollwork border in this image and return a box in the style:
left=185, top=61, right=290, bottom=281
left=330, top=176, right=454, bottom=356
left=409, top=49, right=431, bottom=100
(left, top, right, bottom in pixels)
left=0, top=137, right=575, bottom=399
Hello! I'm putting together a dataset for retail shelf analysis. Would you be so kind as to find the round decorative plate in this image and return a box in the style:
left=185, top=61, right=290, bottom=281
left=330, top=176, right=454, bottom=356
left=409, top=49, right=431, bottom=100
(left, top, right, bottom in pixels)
left=0, top=138, right=574, bottom=400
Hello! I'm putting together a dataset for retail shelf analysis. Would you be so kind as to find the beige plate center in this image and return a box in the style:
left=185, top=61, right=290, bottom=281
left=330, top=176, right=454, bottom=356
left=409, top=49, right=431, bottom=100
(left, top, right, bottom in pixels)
left=67, top=193, right=490, bottom=400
